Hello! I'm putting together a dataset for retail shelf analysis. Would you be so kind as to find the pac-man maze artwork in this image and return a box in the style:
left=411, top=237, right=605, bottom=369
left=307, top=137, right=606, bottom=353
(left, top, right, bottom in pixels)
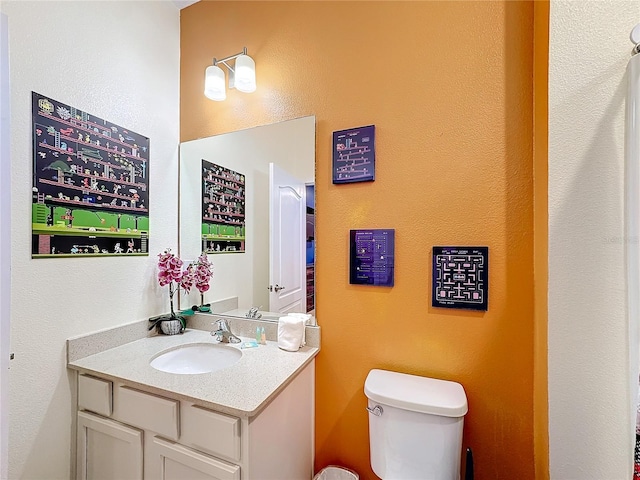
left=432, top=246, right=488, bottom=311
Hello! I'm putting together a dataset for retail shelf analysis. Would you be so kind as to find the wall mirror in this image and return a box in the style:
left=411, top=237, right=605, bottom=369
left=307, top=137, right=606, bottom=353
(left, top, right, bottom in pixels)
left=178, top=116, right=316, bottom=323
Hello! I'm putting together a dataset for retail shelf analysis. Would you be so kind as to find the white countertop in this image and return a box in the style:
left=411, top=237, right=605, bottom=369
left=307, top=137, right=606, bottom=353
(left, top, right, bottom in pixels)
left=68, top=328, right=319, bottom=418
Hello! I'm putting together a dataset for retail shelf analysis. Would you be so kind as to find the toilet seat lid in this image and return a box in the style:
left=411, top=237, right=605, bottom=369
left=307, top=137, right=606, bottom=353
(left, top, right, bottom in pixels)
left=364, top=369, right=468, bottom=417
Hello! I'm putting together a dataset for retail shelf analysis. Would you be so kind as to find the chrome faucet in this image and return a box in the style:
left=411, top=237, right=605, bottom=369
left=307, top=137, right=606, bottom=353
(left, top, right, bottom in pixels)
left=211, top=319, right=241, bottom=343
left=246, top=306, right=262, bottom=319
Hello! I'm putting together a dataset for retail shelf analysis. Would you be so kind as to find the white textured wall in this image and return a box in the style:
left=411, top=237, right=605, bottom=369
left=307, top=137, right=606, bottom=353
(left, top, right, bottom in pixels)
left=549, top=2, right=639, bottom=478
left=0, top=12, right=10, bottom=480
left=0, top=1, right=179, bottom=478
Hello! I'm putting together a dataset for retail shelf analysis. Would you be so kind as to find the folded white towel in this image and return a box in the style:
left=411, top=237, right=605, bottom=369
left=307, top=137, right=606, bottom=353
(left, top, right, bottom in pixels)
left=287, top=312, right=312, bottom=325
left=278, top=315, right=306, bottom=351
left=288, top=314, right=307, bottom=345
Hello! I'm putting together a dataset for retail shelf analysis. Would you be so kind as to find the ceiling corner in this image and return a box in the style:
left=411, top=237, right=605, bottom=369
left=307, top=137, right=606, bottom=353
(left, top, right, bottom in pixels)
left=172, top=0, right=200, bottom=10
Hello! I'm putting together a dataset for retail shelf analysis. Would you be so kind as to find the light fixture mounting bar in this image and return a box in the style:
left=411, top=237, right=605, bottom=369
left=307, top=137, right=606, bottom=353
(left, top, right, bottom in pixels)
left=212, top=47, right=248, bottom=70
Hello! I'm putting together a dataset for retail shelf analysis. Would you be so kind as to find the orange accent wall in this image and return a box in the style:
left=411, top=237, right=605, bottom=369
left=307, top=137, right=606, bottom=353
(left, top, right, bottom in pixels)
left=180, top=2, right=539, bottom=479
left=533, top=1, right=550, bottom=479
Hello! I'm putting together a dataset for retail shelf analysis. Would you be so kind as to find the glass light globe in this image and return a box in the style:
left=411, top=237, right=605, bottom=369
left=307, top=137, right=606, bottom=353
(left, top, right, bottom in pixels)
left=204, top=65, right=226, bottom=101
left=234, top=55, right=256, bottom=93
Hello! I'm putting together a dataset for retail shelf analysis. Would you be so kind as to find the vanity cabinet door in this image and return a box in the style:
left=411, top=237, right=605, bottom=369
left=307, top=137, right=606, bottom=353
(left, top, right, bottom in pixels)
left=149, top=436, right=240, bottom=480
left=77, top=411, right=143, bottom=480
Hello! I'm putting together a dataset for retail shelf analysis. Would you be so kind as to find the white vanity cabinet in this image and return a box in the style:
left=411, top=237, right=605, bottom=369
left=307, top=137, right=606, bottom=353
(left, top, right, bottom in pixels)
left=74, top=360, right=314, bottom=480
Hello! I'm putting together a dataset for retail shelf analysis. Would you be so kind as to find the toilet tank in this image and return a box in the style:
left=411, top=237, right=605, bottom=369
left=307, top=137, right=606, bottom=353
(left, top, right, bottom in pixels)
left=364, top=369, right=468, bottom=480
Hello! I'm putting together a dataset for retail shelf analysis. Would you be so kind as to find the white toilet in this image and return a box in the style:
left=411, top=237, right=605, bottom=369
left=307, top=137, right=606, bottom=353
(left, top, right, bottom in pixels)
left=364, top=369, right=468, bottom=480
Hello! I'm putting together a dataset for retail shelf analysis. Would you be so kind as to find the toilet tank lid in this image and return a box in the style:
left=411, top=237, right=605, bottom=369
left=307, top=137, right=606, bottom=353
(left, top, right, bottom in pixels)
left=364, top=369, right=468, bottom=417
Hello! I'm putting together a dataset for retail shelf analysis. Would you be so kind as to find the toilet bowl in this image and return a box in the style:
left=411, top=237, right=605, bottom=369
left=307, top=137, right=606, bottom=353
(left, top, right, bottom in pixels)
left=364, top=369, right=468, bottom=480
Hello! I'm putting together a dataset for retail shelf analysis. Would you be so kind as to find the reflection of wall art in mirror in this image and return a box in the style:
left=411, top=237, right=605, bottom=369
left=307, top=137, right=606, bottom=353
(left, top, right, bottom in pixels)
left=432, top=246, right=488, bottom=311
left=201, top=159, right=245, bottom=254
left=349, top=229, right=394, bottom=287
left=332, top=124, right=375, bottom=184
left=31, top=91, right=149, bottom=258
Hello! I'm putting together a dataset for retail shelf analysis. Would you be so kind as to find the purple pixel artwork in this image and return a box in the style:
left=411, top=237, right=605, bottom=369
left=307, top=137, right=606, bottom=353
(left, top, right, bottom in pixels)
left=350, top=229, right=394, bottom=287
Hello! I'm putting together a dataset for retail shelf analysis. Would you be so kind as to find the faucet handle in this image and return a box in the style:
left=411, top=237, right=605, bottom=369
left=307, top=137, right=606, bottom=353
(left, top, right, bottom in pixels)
left=245, top=306, right=263, bottom=319
left=214, top=319, right=229, bottom=331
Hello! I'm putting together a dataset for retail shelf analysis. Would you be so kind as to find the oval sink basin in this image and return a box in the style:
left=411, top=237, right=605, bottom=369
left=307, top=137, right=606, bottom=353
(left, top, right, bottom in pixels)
left=150, top=343, right=242, bottom=374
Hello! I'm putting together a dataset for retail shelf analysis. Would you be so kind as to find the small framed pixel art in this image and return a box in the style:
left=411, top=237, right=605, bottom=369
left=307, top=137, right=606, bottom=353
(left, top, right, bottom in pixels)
left=332, top=125, right=375, bottom=184
left=432, top=246, right=488, bottom=311
left=349, top=229, right=394, bottom=287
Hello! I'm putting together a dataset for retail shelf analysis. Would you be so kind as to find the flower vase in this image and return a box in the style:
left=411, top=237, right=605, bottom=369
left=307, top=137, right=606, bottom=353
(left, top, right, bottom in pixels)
left=148, top=314, right=185, bottom=335
left=198, top=293, right=211, bottom=312
left=160, top=285, right=185, bottom=335
left=160, top=319, right=183, bottom=335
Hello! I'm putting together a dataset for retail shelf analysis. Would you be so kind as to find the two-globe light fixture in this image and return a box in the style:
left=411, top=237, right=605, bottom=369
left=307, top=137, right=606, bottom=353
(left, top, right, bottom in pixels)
left=204, top=47, right=256, bottom=101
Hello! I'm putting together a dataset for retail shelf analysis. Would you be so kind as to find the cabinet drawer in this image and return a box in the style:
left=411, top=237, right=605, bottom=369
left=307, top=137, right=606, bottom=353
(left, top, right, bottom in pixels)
left=181, top=404, right=240, bottom=461
left=78, top=374, right=112, bottom=417
left=113, top=386, right=179, bottom=441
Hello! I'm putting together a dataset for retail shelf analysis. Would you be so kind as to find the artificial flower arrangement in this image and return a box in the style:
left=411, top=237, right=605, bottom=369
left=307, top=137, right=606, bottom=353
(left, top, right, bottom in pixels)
left=192, top=251, right=213, bottom=308
left=149, top=249, right=213, bottom=334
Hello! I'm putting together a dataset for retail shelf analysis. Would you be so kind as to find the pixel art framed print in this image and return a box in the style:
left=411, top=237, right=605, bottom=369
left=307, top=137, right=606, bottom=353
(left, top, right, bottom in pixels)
left=432, top=246, right=488, bottom=310
left=201, top=159, right=246, bottom=254
left=350, top=229, right=394, bottom=286
left=31, top=92, right=149, bottom=258
left=332, top=125, right=375, bottom=184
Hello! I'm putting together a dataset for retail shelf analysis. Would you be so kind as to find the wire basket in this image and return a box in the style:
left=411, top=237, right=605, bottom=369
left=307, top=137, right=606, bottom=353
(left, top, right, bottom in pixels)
left=314, top=466, right=359, bottom=480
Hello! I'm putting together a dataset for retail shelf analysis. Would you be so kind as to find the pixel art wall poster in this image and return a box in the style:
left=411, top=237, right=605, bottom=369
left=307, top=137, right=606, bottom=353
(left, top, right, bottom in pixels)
left=201, top=159, right=245, bottom=254
left=332, top=125, right=375, bottom=184
left=432, top=246, right=488, bottom=311
left=349, top=229, right=394, bottom=287
left=31, top=92, right=150, bottom=258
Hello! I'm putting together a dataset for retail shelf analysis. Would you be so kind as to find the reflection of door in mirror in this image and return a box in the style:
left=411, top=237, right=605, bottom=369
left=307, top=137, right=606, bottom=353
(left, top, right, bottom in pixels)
left=269, top=162, right=306, bottom=315
left=179, top=116, right=316, bottom=319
